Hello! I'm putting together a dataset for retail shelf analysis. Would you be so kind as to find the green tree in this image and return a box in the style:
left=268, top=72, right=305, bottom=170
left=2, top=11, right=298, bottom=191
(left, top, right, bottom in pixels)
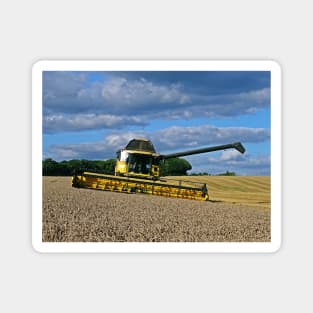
left=160, top=158, right=192, bottom=176
left=42, top=158, right=59, bottom=176
left=217, top=170, right=236, bottom=176
left=102, top=159, right=116, bottom=174
left=42, top=158, right=117, bottom=176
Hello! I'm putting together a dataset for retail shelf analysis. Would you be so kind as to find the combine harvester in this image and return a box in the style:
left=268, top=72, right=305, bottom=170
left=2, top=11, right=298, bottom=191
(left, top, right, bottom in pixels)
left=72, top=139, right=245, bottom=201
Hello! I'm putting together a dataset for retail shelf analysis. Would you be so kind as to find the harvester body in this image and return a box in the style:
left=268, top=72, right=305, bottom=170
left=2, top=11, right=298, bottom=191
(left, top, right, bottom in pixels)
left=72, top=138, right=245, bottom=201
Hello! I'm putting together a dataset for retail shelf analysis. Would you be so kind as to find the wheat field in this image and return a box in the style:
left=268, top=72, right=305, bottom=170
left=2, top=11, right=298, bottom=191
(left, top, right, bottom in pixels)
left=171, top=176, right=270, bottom=209
left=42, top=176, right=271, bottom=242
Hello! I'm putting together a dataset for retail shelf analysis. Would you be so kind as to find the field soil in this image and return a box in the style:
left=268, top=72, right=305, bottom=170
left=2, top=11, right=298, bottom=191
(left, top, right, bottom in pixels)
left=42, top=176, right=271, bottom=242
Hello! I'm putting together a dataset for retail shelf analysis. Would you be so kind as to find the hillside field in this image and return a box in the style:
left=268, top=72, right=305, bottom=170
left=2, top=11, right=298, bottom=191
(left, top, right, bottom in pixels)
left=172, top=175, right=271, bottom=210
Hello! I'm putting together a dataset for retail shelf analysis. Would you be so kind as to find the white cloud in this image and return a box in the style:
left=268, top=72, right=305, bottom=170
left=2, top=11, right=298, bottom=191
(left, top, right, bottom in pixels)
left=46, top=124, right=269, bottom=161
left=43, top=113, right=146, bottom=133
left=43, top=73, right=270, bottom=133
left=186, top=152, right=270, bottom=175
left=100, top=77, right=189, bottom=106
left=152, top=125, right=270, bottom=151
left=220, top=149, right=245, bottom=161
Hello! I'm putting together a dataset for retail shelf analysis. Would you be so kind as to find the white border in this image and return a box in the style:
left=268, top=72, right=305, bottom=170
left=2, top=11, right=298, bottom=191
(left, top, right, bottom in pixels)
left=32, top=60, right=281, bottom=253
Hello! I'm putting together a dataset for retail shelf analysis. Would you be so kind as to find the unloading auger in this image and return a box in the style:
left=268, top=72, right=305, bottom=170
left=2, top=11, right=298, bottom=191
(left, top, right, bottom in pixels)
left=72, top=138, right=245, bottom=201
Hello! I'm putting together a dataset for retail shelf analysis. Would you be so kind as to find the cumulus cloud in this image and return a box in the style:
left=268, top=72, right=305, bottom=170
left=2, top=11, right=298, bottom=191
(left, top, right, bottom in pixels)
left=43, top=113, right=147, bottom=133
left=101, top=77, right=190, bottom=106
left=46, top=124, right=269, bottom=161
left=43, top=74, right=190, bottom=115
left=47, top=131, right=147, bottom=160
left=152, top=125, right=270, bottom=151
left=219, top=149, right=246, bottom=161
left=186, top=153, right=270, bottom=175
left=42, top=72, right=270, bottom=134
left=113, top=71, right=270, bottom=95
left=43, top=72, right=87, bottom=98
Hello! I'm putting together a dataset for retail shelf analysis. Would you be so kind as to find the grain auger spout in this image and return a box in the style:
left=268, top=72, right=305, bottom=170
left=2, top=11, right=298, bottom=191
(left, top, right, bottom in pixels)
left=161, top=142, right=246, bottom=159
left=72, top=138, right=246, bottom=201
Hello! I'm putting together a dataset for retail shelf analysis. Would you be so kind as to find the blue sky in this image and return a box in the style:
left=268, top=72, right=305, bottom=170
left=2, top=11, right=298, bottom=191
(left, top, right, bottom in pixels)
left=43, top=71, right=271, bottom=175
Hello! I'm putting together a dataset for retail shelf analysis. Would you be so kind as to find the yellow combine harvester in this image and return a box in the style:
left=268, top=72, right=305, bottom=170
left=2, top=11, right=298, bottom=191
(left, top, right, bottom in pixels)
left=72, top=138, right=245, bottom=201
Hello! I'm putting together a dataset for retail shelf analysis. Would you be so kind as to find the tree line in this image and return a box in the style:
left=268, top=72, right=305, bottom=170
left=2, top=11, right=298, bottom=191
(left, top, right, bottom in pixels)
left=42, top=158, right=192, bottom=176
left=42, top=158, right=236, bottom=176
left=42, top=158, right=116, bottom=176
left=189, top=170, right=236, bottom=176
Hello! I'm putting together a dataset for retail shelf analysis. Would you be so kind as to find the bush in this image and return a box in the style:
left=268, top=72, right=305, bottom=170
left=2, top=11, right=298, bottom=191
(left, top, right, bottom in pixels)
left=160, top=158, right=192, bottom=176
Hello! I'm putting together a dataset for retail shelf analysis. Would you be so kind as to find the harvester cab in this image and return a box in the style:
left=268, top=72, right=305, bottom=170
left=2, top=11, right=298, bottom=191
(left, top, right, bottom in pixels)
left=115, top=138, right=161, bottom=179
